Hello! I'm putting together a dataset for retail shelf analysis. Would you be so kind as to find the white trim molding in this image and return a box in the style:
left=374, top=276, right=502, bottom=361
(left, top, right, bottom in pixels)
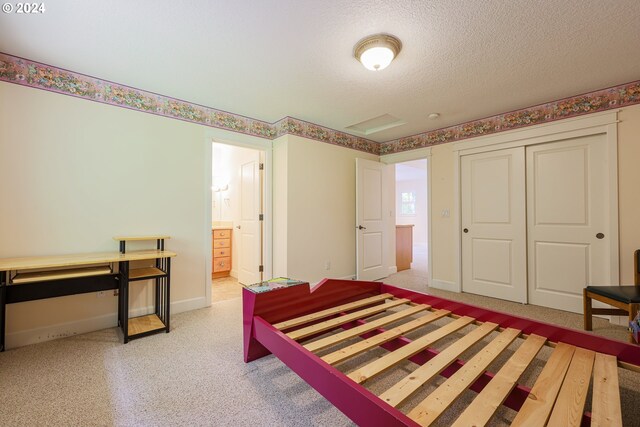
left=380, top=147, right=432, bottom=164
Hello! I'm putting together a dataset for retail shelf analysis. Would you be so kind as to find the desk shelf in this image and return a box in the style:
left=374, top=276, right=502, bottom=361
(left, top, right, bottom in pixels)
left=129, top=267, right=167, bottom=281
left=128, top=314, right=166, bottom=336
left=115, top=236, right=172, bottom=344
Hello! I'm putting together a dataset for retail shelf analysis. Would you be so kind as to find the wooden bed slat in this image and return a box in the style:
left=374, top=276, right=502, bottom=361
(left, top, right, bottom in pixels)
left=451, top=334, right=547, bottom=427
left=377, top=321, right=498, bottom=407
left=304, top=304, right=430, bottom=352
left=322, top=309, right=450, bottom=365
left=347, top=316, right=476, bottom=384
left=591, top=352, right=623, bottom=427
left=286, top=298, right=410, bottom=341
left=272, top=293, right=393, bottom=330
left=547, top=347, right=595, bottom=427
left=407, top=328, right=521, bottom=426
left=511, top=342, right=576, bottom=427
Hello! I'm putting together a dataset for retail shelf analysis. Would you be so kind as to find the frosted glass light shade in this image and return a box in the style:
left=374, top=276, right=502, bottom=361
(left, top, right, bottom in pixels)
left=354, top=34, right=402, bottom=71
left=360, top=47, right=395, bottom=71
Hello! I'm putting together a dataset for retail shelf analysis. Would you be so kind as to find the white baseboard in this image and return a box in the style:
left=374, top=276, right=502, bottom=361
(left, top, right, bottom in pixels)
left=5, top=296, right=208, bottom=350
left=172, top=296, right=208, bottom=314
left=430, top=279, right=458, bottom=292
left=6, top=311, right=118, bottom=350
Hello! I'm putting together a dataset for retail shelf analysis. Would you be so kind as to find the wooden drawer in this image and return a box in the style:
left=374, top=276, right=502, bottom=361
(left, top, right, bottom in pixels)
left=213, top=229, right=231, bottom=239
left=213, top=238, right=230, bottom=248
left=213, top=248, right=230, bottom=258
left=213, top=257, right=231, bottom=272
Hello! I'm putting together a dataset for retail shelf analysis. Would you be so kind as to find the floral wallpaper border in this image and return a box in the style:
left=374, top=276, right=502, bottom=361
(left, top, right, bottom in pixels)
left=1, top=52, right=639, bottom=156
left=274, top=116, right=380, bottom=154
left=0, top=52, right=277, bottom=140
left=379, top=80, right=640, bottom=155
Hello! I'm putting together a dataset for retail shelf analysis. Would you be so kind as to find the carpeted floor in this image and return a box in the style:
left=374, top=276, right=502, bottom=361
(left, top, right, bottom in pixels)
left=0, top=298, right=350, bottom=427
left=0, top=270, right=637, bottom=426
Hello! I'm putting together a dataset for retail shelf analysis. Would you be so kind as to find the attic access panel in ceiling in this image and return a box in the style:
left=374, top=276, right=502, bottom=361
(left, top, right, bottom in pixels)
left=345, top=114, right=406, bottom=136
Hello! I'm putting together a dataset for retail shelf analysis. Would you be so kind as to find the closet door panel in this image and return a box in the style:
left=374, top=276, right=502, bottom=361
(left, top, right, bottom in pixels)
left=461, top=147, right=527, bottom=303
left=527, top=134, right=609, bottom=313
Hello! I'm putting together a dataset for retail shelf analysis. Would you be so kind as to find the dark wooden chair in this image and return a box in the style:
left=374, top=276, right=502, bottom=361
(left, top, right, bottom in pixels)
left=584, top=249, right=640, bottom=343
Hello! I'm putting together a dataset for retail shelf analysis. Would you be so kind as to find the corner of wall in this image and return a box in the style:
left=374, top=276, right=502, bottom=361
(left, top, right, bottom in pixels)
left=272, top=135, right=288, bottom=277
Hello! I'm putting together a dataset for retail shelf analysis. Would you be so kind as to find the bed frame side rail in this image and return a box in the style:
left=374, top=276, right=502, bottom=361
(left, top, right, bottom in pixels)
left=252, top=316, right=420, bottom=427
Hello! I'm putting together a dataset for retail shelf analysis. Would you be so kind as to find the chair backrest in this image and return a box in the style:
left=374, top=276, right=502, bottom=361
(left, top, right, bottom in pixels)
left=636, top=249, right=640, bottom=286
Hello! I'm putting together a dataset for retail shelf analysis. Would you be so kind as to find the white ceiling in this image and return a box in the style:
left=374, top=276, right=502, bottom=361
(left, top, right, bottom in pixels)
left=1, top=0, right=639, bottom=142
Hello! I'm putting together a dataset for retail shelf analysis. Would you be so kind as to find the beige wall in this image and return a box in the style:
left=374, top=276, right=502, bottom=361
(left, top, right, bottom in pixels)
left=617, top=104, right=640, bottom=284
left=0, top=82, right=210, bottom=348
left=429, top=144, right=456, bottom=283
left=272, top=135, right=288, bottom=277
left=276, top=135, right=379, bottom=283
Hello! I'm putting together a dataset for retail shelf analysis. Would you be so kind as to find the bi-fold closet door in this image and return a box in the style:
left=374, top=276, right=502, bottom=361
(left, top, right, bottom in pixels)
left=461, top=133, right=612, bottom=313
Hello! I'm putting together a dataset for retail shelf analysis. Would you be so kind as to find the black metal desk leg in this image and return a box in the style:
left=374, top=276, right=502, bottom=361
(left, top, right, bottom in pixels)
left=0, top=271, right=6, bottom=352
left=165, top=257, right=171, bottom=333
left=119, top=261, right=130, bottom=343
left=155, top=249, right=161, bottom=318
left=117, top=275, right=122, bottom=327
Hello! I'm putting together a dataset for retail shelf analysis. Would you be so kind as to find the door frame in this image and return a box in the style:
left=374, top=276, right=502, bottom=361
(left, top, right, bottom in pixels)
left=451, top=110, right=620, bottom=294
left=380, top=147, right=433, bottom=286
left=204, top=135, right=273, bottom=306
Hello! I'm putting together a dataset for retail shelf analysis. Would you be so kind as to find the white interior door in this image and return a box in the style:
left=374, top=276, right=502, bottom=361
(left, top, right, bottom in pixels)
left=461, top=147, right=527, bottom=303
left=238, top=159, right=261, bottom=285
left=527, top=134, right=610, bottom=313
left=356, top=158, right=387, bottom=280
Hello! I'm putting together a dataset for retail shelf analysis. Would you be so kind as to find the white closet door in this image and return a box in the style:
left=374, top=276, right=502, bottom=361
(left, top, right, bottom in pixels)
left=527, top=134, right=610, bottom=313
left=461, top=147, right=527, bottom=303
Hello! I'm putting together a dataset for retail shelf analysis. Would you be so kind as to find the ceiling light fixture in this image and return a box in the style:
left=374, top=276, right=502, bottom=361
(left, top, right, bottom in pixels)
left=428, top=113, right=440, bottom=120
left=354, top=33, right=402, bottom=71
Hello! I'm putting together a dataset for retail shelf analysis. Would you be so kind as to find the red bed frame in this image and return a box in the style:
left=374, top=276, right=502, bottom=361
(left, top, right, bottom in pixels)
left=243, top=279, right=639, bottom=426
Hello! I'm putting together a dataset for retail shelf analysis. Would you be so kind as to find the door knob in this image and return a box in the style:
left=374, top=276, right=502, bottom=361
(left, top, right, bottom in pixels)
left=357, top=225, right=367, bottom=230
left=463, top=228, right=469, bottom=233
left=596, top=233, right=604, bottom=239
left=236, top=225, right=241, bottom=229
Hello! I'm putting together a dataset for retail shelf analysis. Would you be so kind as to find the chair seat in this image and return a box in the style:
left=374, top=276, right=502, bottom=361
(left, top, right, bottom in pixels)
left=586, top=286, right=640, bottom=303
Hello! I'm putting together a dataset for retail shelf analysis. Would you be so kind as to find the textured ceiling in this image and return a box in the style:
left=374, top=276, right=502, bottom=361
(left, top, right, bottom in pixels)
left=1, top=0, right=639, bottom=142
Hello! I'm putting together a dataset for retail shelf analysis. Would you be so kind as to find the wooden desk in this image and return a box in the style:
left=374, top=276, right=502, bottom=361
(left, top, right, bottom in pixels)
left=0, top=248, right=176, bottom=351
